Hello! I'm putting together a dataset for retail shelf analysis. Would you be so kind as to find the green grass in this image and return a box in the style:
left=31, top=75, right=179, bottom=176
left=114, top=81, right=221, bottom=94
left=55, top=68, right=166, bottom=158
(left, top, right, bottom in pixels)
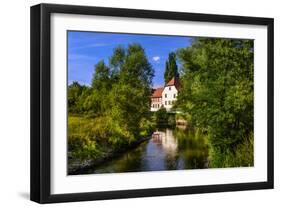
left=68, top=114, right=153, bottom=163
left=209, top=132, right=254, bottom=168
left=68, top=116, right=104, bottom=161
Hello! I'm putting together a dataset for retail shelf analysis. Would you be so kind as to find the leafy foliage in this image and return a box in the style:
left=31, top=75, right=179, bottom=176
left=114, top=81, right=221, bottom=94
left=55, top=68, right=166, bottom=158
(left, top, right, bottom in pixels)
left=68, top=81, right=89, bottom=113
left=155, top=106, right=168, bottom=126
left=176, top=38, right=254, bottom=167
left=68, top=44, right=154, bottom=162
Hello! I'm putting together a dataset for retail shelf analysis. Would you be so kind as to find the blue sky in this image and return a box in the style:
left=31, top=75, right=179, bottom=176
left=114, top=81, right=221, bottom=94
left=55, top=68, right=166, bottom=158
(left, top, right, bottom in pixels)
left=68, top=31, right=192, bottom=87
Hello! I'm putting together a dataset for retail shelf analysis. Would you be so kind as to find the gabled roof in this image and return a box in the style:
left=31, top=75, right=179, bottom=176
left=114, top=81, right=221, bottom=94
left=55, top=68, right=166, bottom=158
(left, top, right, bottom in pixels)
left=151, top=87, right=164, bottom=98
left=166, top=77, right=181, bottom=90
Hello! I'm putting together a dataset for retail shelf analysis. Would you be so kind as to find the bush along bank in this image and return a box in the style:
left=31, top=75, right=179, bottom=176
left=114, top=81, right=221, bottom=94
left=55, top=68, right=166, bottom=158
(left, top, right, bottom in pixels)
left=67, top=115, right=154, bottom=174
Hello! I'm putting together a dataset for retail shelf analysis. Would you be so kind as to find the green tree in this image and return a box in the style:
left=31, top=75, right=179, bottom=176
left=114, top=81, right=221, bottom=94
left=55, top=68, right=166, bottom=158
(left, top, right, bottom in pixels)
left=68, top=44, right=155, bottom=163
left=80, top=61, right=112, bottom=116
left=68, top=81, right=87, bottom=113
left=155, top=106, right=168, bottom=126
left=164, top=52, right=179, bottom=83
left=109, top=46, right=125, bottom=78
left=177, top=38, right=254, bottom=167
left=109, top=43, right=154, bottom=139
left=91, top=60, right=111, bottom=90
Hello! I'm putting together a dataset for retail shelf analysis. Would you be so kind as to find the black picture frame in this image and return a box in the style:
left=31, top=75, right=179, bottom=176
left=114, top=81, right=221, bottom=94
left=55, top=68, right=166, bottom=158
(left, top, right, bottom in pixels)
left=30, top=3, right=274, bottom=204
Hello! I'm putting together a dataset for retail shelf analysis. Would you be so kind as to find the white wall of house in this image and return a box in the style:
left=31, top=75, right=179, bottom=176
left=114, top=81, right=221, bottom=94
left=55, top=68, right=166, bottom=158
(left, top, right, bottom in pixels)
left=150, top=98, right=162, bottom=111
left=162, top=86, right=178, bottom=111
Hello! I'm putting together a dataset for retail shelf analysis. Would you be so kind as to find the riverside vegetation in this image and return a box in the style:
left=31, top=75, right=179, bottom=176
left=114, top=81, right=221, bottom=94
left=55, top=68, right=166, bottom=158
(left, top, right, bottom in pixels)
left=68, top=38, right=254, bottom=174
left=68, top=44, right=155, bottom=173
left=176, top=38, right=254, bottom=167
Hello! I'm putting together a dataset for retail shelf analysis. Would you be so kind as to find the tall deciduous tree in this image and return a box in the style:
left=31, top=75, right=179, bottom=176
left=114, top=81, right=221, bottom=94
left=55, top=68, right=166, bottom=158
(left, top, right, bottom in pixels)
left=109, top=46, right=125, bottom=79
left=177, top=38, right=254, bottom=167
left=68, top=81, right=87, bottom=113
left=70, top=43, right=154, bottom=142
left=110, top=43, right=154, bottom=139
left=91, top=60, right=111, bottom=90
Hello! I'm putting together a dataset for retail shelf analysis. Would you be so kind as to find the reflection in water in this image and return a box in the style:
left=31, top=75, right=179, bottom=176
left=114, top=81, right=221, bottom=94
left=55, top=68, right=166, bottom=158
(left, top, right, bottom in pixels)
left=85, top=128, right=209, bottom=174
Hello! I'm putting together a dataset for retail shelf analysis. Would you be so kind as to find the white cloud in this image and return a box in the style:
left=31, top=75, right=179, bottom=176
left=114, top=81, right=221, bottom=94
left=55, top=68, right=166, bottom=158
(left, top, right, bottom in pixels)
left=72, top=43, right=110, bottom=50
left=152, top=56, right=160, bottom=62
left=89, top=43, right=108, bottom=47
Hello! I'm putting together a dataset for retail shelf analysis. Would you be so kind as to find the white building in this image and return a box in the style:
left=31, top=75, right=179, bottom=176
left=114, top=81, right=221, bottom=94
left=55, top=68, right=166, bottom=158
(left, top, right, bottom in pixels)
left=150, top=77, right=180, bottom=111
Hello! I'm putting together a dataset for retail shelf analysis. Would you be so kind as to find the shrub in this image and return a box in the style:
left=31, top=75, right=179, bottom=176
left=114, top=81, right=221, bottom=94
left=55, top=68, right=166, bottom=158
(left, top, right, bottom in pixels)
left=155, top=107, right=168, bottom=126
left=209, top=132, right=254, bottom=168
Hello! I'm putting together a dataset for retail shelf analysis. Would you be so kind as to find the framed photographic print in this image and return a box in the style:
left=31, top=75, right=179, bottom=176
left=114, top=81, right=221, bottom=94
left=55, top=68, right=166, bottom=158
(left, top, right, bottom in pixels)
left=30, top=3, right=274, bottom=203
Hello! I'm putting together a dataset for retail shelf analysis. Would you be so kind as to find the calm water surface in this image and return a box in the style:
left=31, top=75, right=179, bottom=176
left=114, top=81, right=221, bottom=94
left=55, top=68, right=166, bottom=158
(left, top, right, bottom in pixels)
left=85, top=128, right=210, bottom=174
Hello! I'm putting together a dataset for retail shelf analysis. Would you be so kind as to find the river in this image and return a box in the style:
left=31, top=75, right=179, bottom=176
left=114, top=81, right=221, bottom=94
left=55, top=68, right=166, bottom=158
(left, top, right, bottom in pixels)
left=81, top=127, right=210, bottom=174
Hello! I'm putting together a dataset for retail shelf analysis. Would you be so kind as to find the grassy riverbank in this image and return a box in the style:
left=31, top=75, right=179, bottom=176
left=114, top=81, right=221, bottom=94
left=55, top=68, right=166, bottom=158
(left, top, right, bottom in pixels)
left=68, top=115, right=154, bottom=174
left=68, top=107, right=179, bottom=174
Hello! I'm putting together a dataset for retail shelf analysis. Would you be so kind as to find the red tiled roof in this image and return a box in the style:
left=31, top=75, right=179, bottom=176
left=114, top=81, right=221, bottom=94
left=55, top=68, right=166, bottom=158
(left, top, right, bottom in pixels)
left=166, top=77, right=181, bottom=90
left=151, top=87, right=164, bottom=98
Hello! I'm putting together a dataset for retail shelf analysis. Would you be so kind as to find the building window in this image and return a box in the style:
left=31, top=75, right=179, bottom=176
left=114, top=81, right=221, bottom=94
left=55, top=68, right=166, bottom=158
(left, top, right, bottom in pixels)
left=168, top=101, right=171, bottom=105
left=165, top=94, right=167, bottom=98
left=169, top=87, right=171, bottom=90
left=157, top=104, right=159, bottom=108
left=172, top=101, right=174, bottom=104
left=165, top=101, right=167, bottom=105
left=173, top=94, right=176, bottom=98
